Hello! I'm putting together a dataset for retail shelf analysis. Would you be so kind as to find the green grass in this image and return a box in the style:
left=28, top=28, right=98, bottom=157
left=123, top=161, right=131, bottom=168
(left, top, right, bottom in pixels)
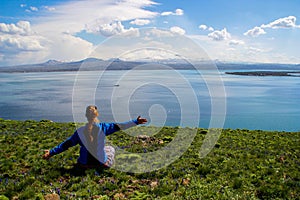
left=0, top=118, right=299, bottom=199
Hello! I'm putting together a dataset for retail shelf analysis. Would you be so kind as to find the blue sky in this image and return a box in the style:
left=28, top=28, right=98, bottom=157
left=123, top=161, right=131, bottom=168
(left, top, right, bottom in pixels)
left=0, top=0, right=299, bottom=66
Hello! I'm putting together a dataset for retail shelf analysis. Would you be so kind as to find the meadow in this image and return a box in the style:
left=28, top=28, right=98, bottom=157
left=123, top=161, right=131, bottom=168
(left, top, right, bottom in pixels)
left=0, top=118, right=299, bottom=199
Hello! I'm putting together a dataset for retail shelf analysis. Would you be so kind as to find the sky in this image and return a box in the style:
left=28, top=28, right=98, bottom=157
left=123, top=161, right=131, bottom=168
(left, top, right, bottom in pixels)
left=0, top=0, right=300, bottom=66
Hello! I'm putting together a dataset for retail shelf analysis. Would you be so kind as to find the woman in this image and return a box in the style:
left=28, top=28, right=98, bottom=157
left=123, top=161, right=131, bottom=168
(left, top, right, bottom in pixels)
left=43, top=105, right=147, bottom=168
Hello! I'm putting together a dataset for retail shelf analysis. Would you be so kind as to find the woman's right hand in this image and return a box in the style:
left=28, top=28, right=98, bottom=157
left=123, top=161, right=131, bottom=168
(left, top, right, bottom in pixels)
left=42, top=150, right=51, bottom=160
left=137, top=116, right=148, bottom=125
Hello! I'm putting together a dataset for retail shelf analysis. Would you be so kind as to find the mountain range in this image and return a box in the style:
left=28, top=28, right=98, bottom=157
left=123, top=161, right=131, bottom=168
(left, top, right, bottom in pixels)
left=0, top=58, right=299, bottom=73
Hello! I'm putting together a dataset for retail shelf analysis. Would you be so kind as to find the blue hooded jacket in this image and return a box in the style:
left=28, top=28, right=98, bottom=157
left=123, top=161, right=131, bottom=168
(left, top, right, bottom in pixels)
left=49, top=119, right=138, bottom=165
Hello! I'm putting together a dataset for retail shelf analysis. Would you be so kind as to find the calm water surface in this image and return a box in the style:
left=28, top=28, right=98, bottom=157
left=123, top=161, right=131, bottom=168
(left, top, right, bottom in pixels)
left=0, top=70, right=299, bottom=132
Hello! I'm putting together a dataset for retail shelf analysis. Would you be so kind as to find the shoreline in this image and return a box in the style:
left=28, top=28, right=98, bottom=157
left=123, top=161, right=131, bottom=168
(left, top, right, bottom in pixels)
left=0, top=118, right=298, bottom=133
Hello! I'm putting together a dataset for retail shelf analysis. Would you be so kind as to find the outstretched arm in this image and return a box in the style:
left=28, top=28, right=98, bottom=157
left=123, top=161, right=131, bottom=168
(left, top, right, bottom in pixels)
left=42, top=131, right=80, bottom=160
left=104, top=116, right=148, bottom=135
left=116, top=116, right=147, bottom=129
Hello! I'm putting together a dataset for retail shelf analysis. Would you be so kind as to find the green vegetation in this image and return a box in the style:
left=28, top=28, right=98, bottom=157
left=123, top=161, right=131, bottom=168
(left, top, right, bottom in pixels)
left=0, top=118, right=299, bottom=199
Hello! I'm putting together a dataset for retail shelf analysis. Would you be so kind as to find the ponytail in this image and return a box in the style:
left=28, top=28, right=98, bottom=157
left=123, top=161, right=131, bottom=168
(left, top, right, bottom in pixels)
left=84, top=105, right=99, bottom=142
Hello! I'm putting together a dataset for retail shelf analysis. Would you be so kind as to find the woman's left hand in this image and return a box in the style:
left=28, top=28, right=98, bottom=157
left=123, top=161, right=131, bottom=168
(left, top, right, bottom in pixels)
left=42, top=150, right=51, bottom=160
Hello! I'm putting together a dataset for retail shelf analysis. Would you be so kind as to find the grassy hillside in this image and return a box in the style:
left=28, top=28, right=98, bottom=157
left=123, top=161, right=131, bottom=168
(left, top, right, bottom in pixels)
left=0, top=119, right=299, bottom=199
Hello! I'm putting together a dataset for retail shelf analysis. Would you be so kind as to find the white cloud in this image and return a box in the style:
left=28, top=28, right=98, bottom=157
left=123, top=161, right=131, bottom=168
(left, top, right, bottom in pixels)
left=145, top=28, right=174, bottom=37
left=30, top=6, right=38, bottom=11
left=0, top=20, right=44, bottom=52
left=0, top=0, right=159, bottom=66
left=0, top=21, right=49, bottom=66
left=88, top=21, right=139, bottom=37
left=0, top=21, right=32, bottom=35
left=33, top=0, right=158, bottom=35
left=199, top=24, right=207, bottom=30
left=130, top=19, right=151, bottom=26
left=161, top=8, right=184, bottom=16
left=175, top=9, right=184, bottom=16
left=199, top=24, right=214, bottom=32
left=89, top=28, right=210, bottom=62
left=190, top=34, right=300, bottom=64
left=170, top=26, right=185, bottom=35
left=208, top=28, right=231, bottom=41
left=208, top=27, right=214, bottom=32
left=247, top=46, right=265, bottom=53
left=244, top=26, right=266, bottom=37
left=245, top=16, right=300, bottom=38
left=161, top=11, right=172, bottom=16
left=0, top=35, right=44, bottom=52
left=43, top=6, right=56, bottom=11
left=191, top=34, right=260, bottom=63
left=25, top=6, right=39, bottom=13
left=262, top=16, right=299, bottom=29
left=229, top=40, right=245, bottom=46
left=45, top=33, right=93, bottom=62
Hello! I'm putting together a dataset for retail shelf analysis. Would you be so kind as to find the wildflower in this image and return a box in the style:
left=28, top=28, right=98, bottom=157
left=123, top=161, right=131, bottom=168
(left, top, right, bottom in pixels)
left=114, top=193, right=125, bottom=199
left=150, top=181, right=158, bottom=188
left=182, top=178, right=190, bottom=186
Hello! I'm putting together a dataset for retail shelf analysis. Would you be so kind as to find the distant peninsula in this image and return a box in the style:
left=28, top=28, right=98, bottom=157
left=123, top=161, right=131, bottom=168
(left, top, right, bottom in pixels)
left=225, top=71, right=300, bottom=77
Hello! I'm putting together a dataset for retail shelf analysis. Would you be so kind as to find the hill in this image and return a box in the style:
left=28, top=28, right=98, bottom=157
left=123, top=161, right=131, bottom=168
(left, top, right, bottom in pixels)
left=0, top=119, right=299, bottom=199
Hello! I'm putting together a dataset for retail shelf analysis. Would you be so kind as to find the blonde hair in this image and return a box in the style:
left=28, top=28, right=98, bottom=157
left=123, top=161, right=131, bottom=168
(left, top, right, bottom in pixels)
left=85, top=105, right=99, bottom=142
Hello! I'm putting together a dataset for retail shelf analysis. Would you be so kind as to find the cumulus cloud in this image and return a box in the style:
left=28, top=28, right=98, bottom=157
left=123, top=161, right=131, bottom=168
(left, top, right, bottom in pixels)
left=208, top=28, right=231, bottom=41
left=1, top=0, right=162, bottom=66
left=0, top=21, right=48, bottom=66
left=170, top=26, right=185, bottom=35
left=0, top=35, right=44, bottom=53
left=45, top=33, right=93, bottom=61
left=130, top=19, right=151, bottom=26
left=208, top=27, right=214, bottom=32
left=0, top=21, right=32, bottom=35
left=244, top=16, right=299, bottom=38
left=161, top=8, right=184, bottom=16
left=88, top=21, right=139, bottom=37
left=199, top=24, right=207, bottom=30
left=262, top=16, right=299, bottom=29
left=175, top=9, right=184, bottom=16
left=244, top=26, right=266, bottom=37
left=199, top=24, right=214, bottom=32
left=0, top=21, right=44, bottom=51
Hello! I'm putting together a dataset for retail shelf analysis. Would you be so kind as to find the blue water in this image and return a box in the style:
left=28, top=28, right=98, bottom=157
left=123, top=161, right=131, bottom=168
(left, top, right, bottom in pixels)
left=0, top=70, right=299, bottom=132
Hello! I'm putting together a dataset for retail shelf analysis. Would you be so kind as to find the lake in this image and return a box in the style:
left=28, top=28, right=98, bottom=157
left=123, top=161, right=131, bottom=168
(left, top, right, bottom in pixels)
left=0, top=70, right=299, bottom=132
